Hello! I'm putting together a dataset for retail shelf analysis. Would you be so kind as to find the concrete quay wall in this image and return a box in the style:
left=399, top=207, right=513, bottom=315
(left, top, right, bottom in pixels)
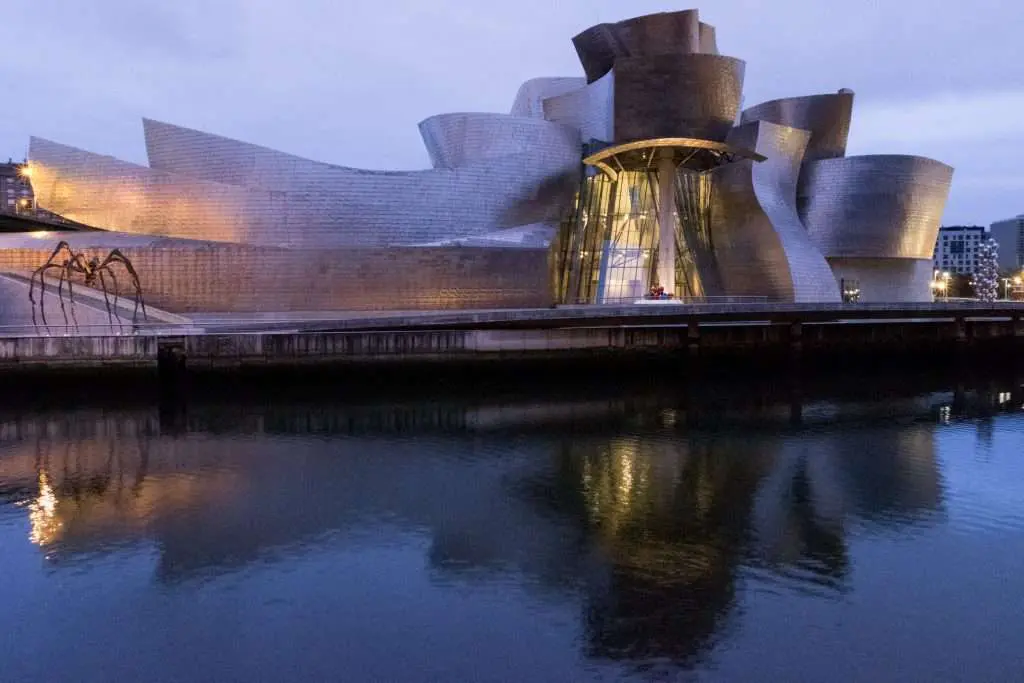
left=1, top=316, right=1022, bottom=374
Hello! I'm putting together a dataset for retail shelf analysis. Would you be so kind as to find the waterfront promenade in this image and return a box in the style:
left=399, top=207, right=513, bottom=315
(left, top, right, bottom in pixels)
left=1, top=301, right=1023, bottom=375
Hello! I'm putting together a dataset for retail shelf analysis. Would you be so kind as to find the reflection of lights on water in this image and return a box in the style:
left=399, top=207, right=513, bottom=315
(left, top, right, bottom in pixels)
left=617, top=448, right=634, bottom=501
left=939, top=406, right=952, bottom=425
left=997, top=392, right=1012, bottom=406
left=29, top=471, right=62, bottom=546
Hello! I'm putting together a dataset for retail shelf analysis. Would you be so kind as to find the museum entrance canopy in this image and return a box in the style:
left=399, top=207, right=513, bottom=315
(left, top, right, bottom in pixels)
left=582, top=138, right=765, bottom=179
left=556, top=138, right=765, bottom=305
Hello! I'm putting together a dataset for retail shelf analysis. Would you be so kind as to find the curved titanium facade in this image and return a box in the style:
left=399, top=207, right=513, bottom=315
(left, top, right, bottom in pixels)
left=542, top=71, right=615, bottom=143
left=91, top=117, right=579, bottom=247
left=741, top=92, right=855, bottom=161
left=510, top=77, right=587, bottom=118
left=614, top=54, right=745, bottom=143
left=699, top=22, right=719, bottom=55
left=828, top=258, right=936, bottom=304
left=797, top=155, right=954, bottom=259
left=33, top=127, right=579, bottom=248
left=710, top=122, right=840, bottom=302
left=573, top=10, right=702, bottom=83
left=796, top=154, right=953, bottom=302
left=551, top=10, right=744, bottom=147
left=419, top=113, right=580, bottom=170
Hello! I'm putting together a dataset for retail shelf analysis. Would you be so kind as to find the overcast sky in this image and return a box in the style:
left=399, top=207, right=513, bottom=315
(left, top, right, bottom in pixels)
left=0, top=0, right=1017, bottom=225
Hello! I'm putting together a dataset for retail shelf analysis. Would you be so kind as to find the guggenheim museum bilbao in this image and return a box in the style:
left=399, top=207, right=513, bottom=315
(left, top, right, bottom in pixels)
left=6, top=8, right=954, bottom=315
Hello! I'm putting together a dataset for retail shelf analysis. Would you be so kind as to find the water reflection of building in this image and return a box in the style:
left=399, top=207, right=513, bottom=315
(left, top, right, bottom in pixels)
left=0, top=391, right=955, bottom=668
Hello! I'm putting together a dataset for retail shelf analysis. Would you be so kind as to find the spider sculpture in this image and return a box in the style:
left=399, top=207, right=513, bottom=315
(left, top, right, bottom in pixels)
left=28, top=241, right=147, bottom=330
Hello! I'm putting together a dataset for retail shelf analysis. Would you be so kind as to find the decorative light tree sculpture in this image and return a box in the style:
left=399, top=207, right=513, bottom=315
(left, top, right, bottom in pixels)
left=975, top=238, right=999, bottom=302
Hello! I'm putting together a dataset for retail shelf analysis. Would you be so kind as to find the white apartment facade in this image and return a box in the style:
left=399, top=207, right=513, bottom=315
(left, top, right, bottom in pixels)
left=932, top=225, right=987, bottom=275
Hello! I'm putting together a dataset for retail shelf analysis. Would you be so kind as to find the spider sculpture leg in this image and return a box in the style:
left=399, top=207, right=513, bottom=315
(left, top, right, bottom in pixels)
left=29, top=263, right=67, bottom=329
left=105, top=267, right=125, bottom=332
left=65, top=275, right=80, bottom=331
left=99, top=250, right=147, bottom=323
left=55, top=261, right=71, bottom=328
left=97, top=269, right=116, bottom=329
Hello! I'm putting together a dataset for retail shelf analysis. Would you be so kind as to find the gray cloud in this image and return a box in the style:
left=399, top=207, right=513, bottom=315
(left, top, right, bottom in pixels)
left=0, top=0, right=1016, bottom=224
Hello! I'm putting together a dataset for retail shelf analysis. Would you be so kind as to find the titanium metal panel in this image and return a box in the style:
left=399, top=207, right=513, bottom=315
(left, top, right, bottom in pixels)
left=573, top=10, right=701, bottom=83
left=710, top=121, right=840, bottom=302
left=36, top=125, right=581, bottom=248
left=139, top=119, right=582, bottom=246
left=699, top=22, right=719, bottom=55
left=797, top=155, right=954, bottom=259
left=510, top=77, right=587, bottom=118
left=419, top=113, right=581, bottom=170
left=542, top=71, right=615, bottom=143
left=827, top=258, right=935, bottom=303
left=741, top=92, right=855, bottom=161
left=614, top=54, right=745, bottom=143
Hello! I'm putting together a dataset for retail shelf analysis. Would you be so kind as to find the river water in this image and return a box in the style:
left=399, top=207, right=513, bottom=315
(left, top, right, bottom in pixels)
left=1, top=371, right=1023, bottom=682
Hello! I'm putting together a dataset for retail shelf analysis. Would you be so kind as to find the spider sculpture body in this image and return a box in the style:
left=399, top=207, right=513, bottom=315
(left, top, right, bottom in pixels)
left=28, top=241, right=147, bottom=330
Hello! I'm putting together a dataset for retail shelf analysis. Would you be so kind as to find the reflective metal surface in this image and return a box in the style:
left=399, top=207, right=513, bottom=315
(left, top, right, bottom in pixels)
left=510, top=77, right=588, bottom=119
left=2, top=372, right=1023, bottom=682
left=798, top=155, right=954, bottom=260
left=712, top=121, right=841, bottom=302
left=541, top=70, right=616, bottom=144
left=613, top=54, right=745, bottom=143
left=699, top=22, right=719, bottom=55
left=741, top=91, right=855, bottom=161
left=572, top=10, right=704, bottom=83
left=31, top=110, right=581, bottom=249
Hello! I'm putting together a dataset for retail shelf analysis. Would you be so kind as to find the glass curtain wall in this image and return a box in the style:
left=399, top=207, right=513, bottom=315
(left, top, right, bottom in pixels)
left=555, top=168, right=719, bottom=305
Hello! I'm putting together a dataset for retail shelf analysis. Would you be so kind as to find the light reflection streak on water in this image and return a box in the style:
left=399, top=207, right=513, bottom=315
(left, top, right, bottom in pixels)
left=29, top=470, right=60, bottom=546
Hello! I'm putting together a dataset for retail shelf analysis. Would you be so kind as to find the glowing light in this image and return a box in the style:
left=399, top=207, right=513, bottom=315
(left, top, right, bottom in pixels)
left=28, top=471, right=62, bottom=546
left=18, top=164, right=32, bottom=179
left=28, top=231, right=53, bottom=239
